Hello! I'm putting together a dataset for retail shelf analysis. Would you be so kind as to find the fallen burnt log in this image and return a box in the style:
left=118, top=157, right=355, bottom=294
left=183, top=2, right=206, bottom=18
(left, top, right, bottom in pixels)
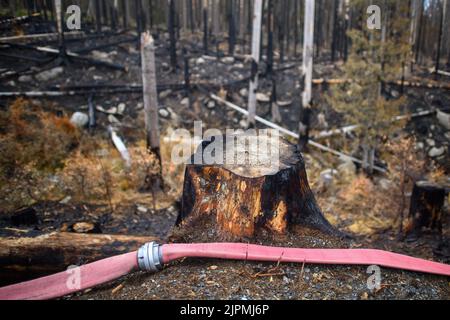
left=0, top=84, right=186, bottom=97
left=177, top=132, right=342, bottom=238
left=0, top=232, right=157, bottom=285
left=72, top=37, right=137, bottom=55
left=2, top=43, right=127, bottom=71
left=0, top=31, right=85, bottom=44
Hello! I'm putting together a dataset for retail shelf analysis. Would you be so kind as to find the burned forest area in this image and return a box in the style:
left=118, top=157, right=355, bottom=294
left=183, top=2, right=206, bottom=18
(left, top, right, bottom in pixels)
left=0, top=0, right=449, bottom=302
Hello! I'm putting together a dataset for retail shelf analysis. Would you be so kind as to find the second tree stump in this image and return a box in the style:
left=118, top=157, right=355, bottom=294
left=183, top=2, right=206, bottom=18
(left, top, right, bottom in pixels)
left=177, top=133, right=339, bottom=238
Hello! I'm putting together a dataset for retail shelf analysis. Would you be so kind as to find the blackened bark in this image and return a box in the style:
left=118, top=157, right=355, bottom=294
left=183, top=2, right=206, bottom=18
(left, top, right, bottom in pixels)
left=168, top=0, right=178, bottom=70
left=407, top=181, right=446, bottom=240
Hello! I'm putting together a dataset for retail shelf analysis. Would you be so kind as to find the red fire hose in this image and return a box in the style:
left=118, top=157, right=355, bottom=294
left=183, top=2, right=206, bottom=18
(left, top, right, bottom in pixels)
left=1, top=242, right=449, bottom=300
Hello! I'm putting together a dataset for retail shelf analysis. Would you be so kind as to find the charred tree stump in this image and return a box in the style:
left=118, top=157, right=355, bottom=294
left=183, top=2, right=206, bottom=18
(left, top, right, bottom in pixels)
left=177, top=134, right=340, bottom=238
left=406, top=181, right=447, bottom=240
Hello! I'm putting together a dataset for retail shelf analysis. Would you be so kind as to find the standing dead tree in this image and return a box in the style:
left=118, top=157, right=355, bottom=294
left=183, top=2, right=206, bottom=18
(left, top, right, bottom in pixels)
left=299, top=0, right=315, bottom=151
left=247, top=0, right=263, bottom=127
left=168, top=0, right=178, bottom=70
left=228, top=0, right=237, bottom=55
left=141, top=32, right=163, bottom=193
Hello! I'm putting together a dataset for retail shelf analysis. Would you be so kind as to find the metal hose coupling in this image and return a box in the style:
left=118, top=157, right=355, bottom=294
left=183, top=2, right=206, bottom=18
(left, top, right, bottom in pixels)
left=137, top=242, right=163, bottom=272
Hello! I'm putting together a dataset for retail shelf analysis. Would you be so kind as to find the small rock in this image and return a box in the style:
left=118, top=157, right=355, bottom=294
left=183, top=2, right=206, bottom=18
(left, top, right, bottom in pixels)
left=181, top=97, right=189, bottom=106
left=221, top=57, right=235, bottom=64
left=234, top=63, right=244, bottom=68
left=256, top=92, right=270, bottom=102
left=108, top=114, right=120, bottom=124
left=158, top=108, right=170, bottom=118
left=91, top=50, right=110, bottom=61
left=107, top=106, right=118, bottom=114
left=72, top=222, right=100, bottom=234
left=206, top=100, right=216, bottom=109
left=416, top=142, right=424, bottom=150
left=196, top=57, right=205, bottom=64
left=70, top=112, right=89, bottom=128
left=319, top=169, right=337, bottom=187
left=239, top=88, right=248, bottom=97
left=137, top=205, right=148, bottom=213
left=159, top=89, right=172, bottom=99
left=445, top=132, right=450, bottom=141
left=239, top=119, right=248, bottom=128
left=35, top=66, right=64, bottom=82
left=18, top=75, right=33, bottom=82
left=117, top=103, right=126, bottom=115
left=390, top=90, right=400, bottom=98
left=166, top=107, right=180, bottom=123
left=208, top=265, right=218, bottom=270
left=436, top=109, right=450, bottom=130
left=59, top=196, right=72, bottom=204
left=428, top=147, right=445, bottom=158
left=426, top=138, right=435, bottom=147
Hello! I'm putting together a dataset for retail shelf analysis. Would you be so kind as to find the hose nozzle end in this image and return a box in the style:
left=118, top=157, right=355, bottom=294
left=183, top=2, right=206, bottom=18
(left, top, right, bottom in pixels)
left=138, top=242, right=163, bottom=272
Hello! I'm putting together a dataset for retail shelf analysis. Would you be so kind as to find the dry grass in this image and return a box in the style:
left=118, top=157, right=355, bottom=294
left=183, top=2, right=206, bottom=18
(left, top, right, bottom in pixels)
left=0, top=99, right=79, bottom=211
left=0, top=99, right=180, bottom=213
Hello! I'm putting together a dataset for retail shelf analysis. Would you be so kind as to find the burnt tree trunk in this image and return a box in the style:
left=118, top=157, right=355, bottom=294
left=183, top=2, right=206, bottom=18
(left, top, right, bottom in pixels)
left=177, top=134, right=340, bottom=238
left=406, top=181, right=447, bottom=239
left=168, top=0, right=178, bottom=70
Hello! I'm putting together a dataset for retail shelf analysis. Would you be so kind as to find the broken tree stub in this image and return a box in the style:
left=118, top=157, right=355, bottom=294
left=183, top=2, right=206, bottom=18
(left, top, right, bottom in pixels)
left=177, top=132, right=339, bottom=238
left=407, top=181, right=447, bottom=239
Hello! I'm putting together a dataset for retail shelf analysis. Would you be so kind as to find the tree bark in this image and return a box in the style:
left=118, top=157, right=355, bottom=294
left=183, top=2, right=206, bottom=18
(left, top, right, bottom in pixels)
left=168, top=0, right=178, bottom=70
left=212, top=0, right=220, bottom=37
left=406, top=181, right=447, bottom=239
left=434, top=0, right=446, bottom=78
left=299, top=0, right=315, bottom=151
left=0, top=232, right=157, bottom=285
left=177, top=133, right=340, bottom=239
left=228, top=0, right=236, bottom=55
left=141, top=32, right=161, bottom=158
left=95, top=0, right=102, bottom=33
left=247, top=0, right=263, bottom=127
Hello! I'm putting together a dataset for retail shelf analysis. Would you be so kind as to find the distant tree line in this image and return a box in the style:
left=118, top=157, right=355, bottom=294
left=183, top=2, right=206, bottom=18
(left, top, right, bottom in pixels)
left=1, top=0, right=449, bottom=69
